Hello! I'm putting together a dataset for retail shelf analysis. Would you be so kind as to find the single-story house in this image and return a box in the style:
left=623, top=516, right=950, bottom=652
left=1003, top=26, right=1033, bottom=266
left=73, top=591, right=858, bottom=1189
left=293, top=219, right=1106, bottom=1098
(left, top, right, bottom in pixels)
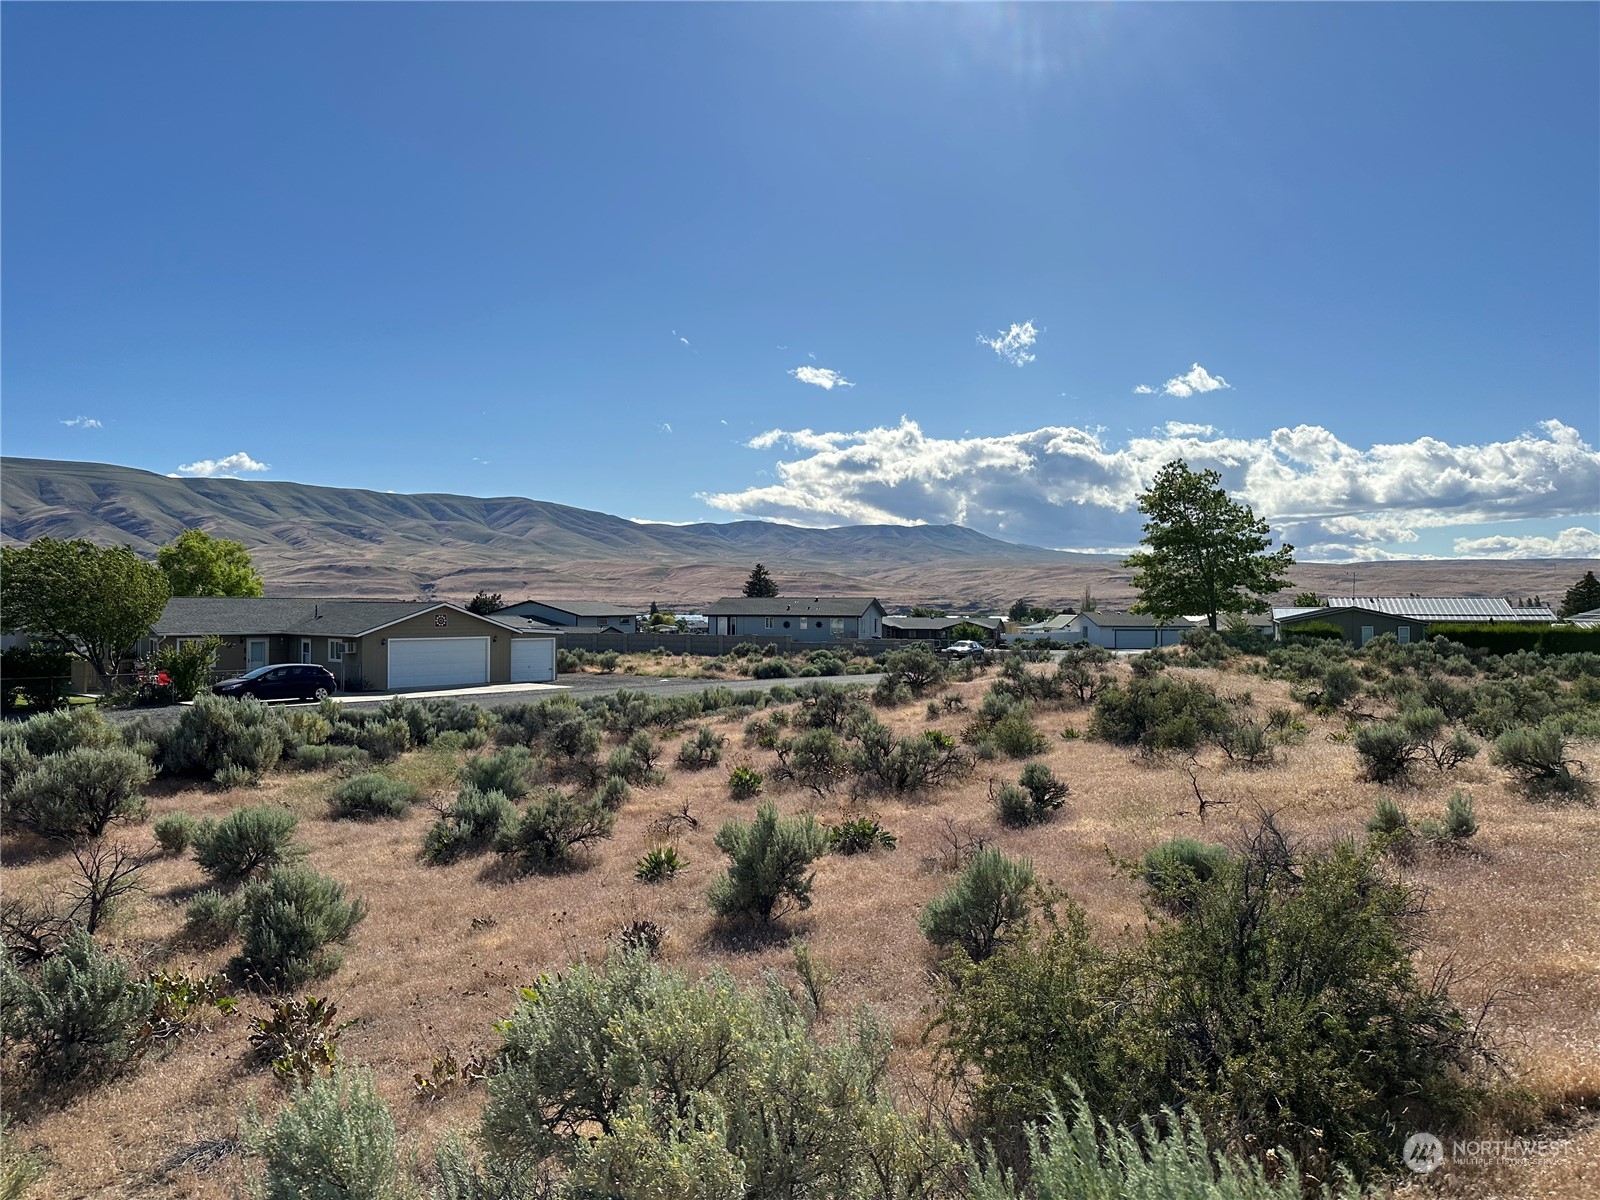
left=148, top=598, right=559, bottom=690
left=1064, top=611, right=1192, bottom=649
left=495, top=600, right=640, bottom=633
left=1011, top=612, right=1079, bottom=642
left=1274, top=597, right=1558, bottom=645
left=883, top=615, right=1004, bottom=643
left=703, top=596, right=886, bottom=643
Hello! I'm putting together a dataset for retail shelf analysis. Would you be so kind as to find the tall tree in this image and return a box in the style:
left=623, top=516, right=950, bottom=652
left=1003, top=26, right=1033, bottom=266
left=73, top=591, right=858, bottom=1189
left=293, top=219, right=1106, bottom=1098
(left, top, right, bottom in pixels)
left=1, top=538, right=170, bottom=679
left=467, top=591, right=505, bottom=615
left=1292, top=591, right=1322, bottom=607
left=1559, top=570, right=1600, bottom=618
left=742, top=563, right=780, bottom=598
left=157, top=528, right=264, bottom=597
left=1123, top=460, right=1295, bottom=631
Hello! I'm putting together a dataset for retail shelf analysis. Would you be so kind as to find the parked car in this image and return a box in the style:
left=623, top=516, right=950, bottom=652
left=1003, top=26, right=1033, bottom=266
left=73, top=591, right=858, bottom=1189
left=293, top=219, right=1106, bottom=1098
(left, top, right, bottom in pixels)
left=212, top=664, right=337, bottom=702
left=941, top=639, right=988, bottom=659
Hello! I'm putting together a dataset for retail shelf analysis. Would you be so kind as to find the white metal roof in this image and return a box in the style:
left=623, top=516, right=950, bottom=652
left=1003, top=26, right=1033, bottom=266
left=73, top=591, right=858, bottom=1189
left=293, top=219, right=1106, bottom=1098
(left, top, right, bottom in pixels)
left=1271, top=606, right=1324, bottom=622
left=1325, top=597, right=1556, bottom=622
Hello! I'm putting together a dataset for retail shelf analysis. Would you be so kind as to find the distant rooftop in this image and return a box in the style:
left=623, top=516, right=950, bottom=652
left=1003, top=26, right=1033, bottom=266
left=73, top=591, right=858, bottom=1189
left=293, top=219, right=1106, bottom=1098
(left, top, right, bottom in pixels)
left=704, top=596, right=881, bottom=617
left=1324, top=597, right=1557, bottom=621
left=503, top=599, right=641, bottom=618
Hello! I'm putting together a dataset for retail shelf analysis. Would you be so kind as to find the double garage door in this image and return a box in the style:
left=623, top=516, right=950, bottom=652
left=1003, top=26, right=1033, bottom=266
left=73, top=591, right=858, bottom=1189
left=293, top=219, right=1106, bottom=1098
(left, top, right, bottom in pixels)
left=387, top=637, right=489, bottom=690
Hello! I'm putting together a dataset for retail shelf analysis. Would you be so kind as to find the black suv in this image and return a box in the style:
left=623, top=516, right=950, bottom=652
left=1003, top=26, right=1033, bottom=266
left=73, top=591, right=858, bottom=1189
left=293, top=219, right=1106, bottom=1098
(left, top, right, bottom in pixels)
left=212, top=664, right=338, bottom=702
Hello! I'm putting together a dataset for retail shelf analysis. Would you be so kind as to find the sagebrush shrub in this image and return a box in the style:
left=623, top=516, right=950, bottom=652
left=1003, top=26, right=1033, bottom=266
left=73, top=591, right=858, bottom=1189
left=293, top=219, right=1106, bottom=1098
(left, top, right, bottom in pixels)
left=496, top=789, right=615, bottom=874
left=675, top=726, right=725, bottom=770
left=153, top=811, right=200, bottom=855
left=184, top=889, right=243, bottom=945
left=9, top=706, right=126, bottom=758
left=1442, top=790, right=1479, bottom=840
left=1092, top=676, right=1233, bottom=754
left=1354, top=722, right=1419, bottom=784
left=6, top=745, right=154, bottom=841
left=253, top=1068, right=402, bottom=1200
left=989, top=709, right=1048, bottom=759
left=594, top=774, right=630, bottom=812
left=235, top=866, right=367, bottom=990
left=328, top=774, right=421, bottom=821
left=354, top=719, right=410, bottom=764
left=460, top=745, right=538, bottom=799
left=292, top=744, right=368, bottom=772
left=4, top=930, right=152, bottom=1080
left=708, top=803, right=827, bottom=923
left=193, top=805, right=302, bottom=885
left=1142, top=838, right=1231, bottom=911
left=162, top=694, right=292, bottom=783
left=919, top=847, right=1035, bottom=961
left=423, top=786, right=517, bottom=863
left=1492, top=720, right=1584, bottom=795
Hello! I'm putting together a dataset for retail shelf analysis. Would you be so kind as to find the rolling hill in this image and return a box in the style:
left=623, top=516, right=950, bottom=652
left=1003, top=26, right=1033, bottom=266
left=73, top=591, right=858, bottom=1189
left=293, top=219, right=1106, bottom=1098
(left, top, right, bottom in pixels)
left=1, top=456, right=1582, bottom=609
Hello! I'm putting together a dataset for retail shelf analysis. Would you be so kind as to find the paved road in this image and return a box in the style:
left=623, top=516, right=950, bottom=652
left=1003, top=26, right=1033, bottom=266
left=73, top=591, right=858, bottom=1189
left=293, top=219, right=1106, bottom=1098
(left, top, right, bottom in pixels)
left=106, top=671, right=887, bottom=728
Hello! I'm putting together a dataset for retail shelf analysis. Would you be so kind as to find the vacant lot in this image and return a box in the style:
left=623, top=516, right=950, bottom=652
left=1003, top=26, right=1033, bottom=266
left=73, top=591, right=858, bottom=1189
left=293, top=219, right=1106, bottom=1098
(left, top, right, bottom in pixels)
left=3, top=657, right=1597, bottom=1198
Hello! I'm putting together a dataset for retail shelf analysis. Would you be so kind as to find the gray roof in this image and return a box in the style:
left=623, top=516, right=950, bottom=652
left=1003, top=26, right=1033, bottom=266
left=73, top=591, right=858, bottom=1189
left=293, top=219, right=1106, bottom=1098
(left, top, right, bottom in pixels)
left=1567, top=607, right=1600, bottom=624
left=152, top=597, right=548, bottom=638
left=502, top=599, right=640, bottom=618
left=1072, top=611, right=1190, bottom=629
left=703, top=596, right=883, bottom=617
left=884, top=615, right=1002, bottom=632
left=1324, top=597, right=1557, bottom=622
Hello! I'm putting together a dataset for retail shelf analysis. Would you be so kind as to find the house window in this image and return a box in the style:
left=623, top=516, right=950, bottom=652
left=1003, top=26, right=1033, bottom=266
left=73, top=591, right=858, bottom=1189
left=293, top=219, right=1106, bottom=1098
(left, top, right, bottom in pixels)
left=328, top=638, right=344, bottom=662
left=1360, top=626, right=1374, bottom=646
left=765, top=617, right=774, bottom=630
left=831, top=619, right=844, bottom=636
left=1397, top=626, right=1410, bottom=645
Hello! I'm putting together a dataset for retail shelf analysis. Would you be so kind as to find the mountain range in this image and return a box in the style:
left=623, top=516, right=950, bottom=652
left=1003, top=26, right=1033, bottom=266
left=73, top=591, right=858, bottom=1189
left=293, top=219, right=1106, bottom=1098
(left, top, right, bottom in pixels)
left=1, top=457, right=1580, bottom=610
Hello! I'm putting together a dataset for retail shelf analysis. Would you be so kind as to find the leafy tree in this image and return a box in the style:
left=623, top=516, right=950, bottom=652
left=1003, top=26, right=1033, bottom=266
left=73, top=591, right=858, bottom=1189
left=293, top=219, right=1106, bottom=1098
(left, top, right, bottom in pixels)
left=157, top=528, right=264, bottom=598
left=949, top=621, right=994, bottom=643
left=1293, top=591, right=1323, bottom=607
left=1559, top=570, right=1600, bottom=618
left=1123, top=461, right=1295, bottom=631
left=909, top=606, right=947, bottom=618
left=466, top=591, right=505, bottom=615
left=0, top=538, right=170, bottom=680
left=742, top=562, right=780, bottom=598
left=1007, top=599, right=1054, bottom=625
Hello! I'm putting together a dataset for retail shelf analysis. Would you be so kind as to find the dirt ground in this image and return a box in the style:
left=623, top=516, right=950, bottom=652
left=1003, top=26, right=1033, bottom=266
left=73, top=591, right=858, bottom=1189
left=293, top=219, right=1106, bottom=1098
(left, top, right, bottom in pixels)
left=3, top=661, right=1597, bottom=1198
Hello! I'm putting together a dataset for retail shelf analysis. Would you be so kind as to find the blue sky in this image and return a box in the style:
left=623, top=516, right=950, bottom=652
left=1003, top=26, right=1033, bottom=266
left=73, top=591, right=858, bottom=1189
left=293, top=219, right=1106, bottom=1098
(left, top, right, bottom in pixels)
left=4, top=2, right=1597, bottom=560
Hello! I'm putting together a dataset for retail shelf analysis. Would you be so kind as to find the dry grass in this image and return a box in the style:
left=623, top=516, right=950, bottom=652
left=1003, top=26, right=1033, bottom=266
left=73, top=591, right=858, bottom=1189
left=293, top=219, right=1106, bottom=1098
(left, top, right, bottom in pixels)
left=4, top=662, right=1597, bottom=1199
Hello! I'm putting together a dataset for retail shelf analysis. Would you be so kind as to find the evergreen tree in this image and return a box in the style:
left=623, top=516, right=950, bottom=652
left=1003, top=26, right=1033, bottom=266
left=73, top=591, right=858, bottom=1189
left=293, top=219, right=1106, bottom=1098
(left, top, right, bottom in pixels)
left=1559, top=571, right=1600, bottom=618
left=742, top=563, right=779, bottom=598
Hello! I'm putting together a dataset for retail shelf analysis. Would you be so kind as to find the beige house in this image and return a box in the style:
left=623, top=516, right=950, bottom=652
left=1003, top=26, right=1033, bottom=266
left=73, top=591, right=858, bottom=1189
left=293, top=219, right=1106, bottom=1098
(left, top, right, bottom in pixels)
left=149, top=598, right=559, bottom=691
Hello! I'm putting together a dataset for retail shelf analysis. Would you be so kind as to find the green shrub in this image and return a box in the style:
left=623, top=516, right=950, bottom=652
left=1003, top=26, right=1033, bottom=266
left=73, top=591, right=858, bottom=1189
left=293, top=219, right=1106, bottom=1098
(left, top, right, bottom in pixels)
left=1442, top=790, right=1479, bottom=840
left=473, top=952, right=948, bottom=1194
left=634, top=845, right=688, bottom=883
left=727, top=764, right=764, bottom=800
left=989, top=708, right=1048, bottom=758
left=235, top=866, right=367, bottom=990
left=773, top=728, right=849, bottom=795
left=193, top=804, right=302, bottom=885
left=354, top=719, right=410, bottom=764
left=2, top=929, right=152, bottom=1080
left=1366, top=795, right=1410, bottom=839
left=1492, top=720, right=1584, bottom=795
left=556, top=649, right=583, bottom=673
left=825, top=817, right=897, bottom=855
left=0, top=642, right=72, bottom=713
left=291, top=744, right=368, bottom=772
left=328, top=773, right=421, bottom=821
left=9, top=705, right=125, bottom=757
left=1018, top=761, right=1068, bottom=809
left=460, top=745, right=538, bottom=799
left=675, top=726, right=725, bottom=770
left=213, top=763, right=257, bottom=791
left=6, top=745, right=154, bottom=841
left=252, top=1068, right=402, bottom=1200
left=852, top=720, right=971, bottom=794
left=1092, top=676, right=1233, bottom=754
left=1142, top=837, right=1231, bottom=911
left=152, top=637, right=222, bottom=702
left=751, top=658, right=794, bottom=680
left=880, top=646, right=945, bottom=695
left=496, top=789, right=615, bottom=874
left=184, top=889, right=243, bottom=945
left=919, top=847, right=1035, bottom=961
left=162, top=694, right=292, bottom=783
left=248, top=993, right=348, bottom=1086
left=708, top=803, right=827, bottom=923
left=423, top=786, right=518, bottom=863
left=1431, top=622, right=1600, bottom=655
left=153, top=811, right=200, bottom=855
left=594, top=774, right=631, bottom=811
left=970, top=1096, right=1343, bottom=1200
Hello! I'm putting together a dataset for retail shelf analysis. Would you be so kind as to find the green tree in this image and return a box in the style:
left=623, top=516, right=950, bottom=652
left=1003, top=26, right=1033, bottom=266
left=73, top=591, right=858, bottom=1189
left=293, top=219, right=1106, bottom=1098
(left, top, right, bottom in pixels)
left=1293, top=591, right=1322, bottom=607
left=742, top=563, right=780, bottom=598
left=0, top=538, right=170, bottom=681
left=1007, top=599, right=1054, bottom=625
left=466, top=591, right=504, bottom=615
left=1558, top=570, right=1600, bottom=618
left=909, top=606, right=948, bottom=618
left=157, top=528, right=264, bottom=598
left=1123, top=461, right=1295, bottom=631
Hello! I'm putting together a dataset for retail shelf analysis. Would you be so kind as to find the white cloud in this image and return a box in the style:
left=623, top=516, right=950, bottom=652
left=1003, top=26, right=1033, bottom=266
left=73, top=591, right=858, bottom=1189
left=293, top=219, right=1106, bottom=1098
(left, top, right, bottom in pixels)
left=699, top=417, right=1600, bottom=560
left=1452, top=526, right=1600, bottom=559
left=1161, top=363, right=1231, bottom=398
left=671, top=329, right=690, bottom=347
left=789, top=366, right=854, bottom=390
left=60, top=416, right=103, bottom=429
left=658, top=423, right=673, bottom=434
left=1132, top=385, right=1155, bottom=395
left=173, top=452, right=270, bottom=478
left=978, top=321, right=1039, bottom=367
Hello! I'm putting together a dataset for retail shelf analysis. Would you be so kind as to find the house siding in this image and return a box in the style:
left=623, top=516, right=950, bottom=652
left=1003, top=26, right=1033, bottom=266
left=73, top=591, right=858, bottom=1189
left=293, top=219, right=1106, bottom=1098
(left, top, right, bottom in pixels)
left=710, top=607, right=882, bottom=643
left=1278, top=609, right=1421, bottom=645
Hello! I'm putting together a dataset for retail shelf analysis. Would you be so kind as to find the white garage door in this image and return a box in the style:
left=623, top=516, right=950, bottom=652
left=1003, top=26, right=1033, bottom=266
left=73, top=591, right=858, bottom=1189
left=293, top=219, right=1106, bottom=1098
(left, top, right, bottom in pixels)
left=387, top=637, right=490, bottom=689
left=510, top=638, right=556, bottom=683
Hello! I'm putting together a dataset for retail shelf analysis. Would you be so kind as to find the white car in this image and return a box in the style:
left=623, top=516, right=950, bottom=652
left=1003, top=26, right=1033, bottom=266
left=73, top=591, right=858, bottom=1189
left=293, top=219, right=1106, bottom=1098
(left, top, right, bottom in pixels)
left=942, top=639, right=988, bottom=659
